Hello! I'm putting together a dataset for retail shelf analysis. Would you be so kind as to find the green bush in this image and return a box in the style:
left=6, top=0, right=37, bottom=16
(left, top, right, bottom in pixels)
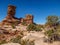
left=45, top=29, right=54, bottom=37
left=20, top=39, right=35, bottom=45
left=27, top=24, right=36, bottom=31
left=21, top=22, right=27, bottom=26
left=44, top=29, right=60, bottom=42
left=36, top=25, right=42, bottom=31
left=10, top=35, right=22, bottom=44
left=27, top=24, right=42, bottom=31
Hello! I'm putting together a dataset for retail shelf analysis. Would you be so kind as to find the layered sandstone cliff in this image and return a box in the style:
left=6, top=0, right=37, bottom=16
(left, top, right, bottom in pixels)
left=1, top=5, right=33, bottom=25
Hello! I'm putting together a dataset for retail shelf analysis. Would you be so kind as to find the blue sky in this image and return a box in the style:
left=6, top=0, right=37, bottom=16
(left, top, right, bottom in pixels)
left=0, top=0, right=60, bottom=24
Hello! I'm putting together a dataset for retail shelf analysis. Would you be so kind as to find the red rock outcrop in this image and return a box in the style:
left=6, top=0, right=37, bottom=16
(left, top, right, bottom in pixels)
left=20, top=14, right=33, bottom=24
left=1, top=5, right=34, bottom=25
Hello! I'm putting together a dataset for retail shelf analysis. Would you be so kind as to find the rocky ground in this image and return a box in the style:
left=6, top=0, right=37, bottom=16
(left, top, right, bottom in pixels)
left=0, top=24, right=60, bottom=45
left=1, top=31, right=60, bottom=45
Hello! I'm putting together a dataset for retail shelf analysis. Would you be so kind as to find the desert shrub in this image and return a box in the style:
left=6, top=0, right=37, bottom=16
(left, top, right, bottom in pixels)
left=11, top=23, right=15, bottom=29
left=0, top=40, right=7, bottom=45
left=10, top=35, right=22, bottom=44
left=27, top=24, right=42, bottom=31
left=45, top=29, right=54, bottom=37
left=44, top=29, right=60, bottom=43
left=10, top=36, right=35, bottom=45
left=27, top=24, right=36, bottom=31
left=20, top=39, right=35, bottom=45
left=36, top=25, right=42, bottom=31
left=21, top=22, right=27, bottom=26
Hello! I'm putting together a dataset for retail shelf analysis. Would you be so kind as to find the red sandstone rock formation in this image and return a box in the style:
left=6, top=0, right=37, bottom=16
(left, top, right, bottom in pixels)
left=20, top=14, right=33, bottom=24
left=1, top=5, right=34, bottom=25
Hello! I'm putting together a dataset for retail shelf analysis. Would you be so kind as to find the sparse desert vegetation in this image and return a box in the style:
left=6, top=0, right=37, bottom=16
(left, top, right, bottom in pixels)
left=0, top=15, right=60, bottom=45
left=0, top=5, right=60, bottom=45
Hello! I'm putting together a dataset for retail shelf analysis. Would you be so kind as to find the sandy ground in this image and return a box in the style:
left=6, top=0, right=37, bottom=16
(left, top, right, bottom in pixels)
left=22, top=31, right=60, bottom=45
left=2, top=31, right=60, bottom=45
